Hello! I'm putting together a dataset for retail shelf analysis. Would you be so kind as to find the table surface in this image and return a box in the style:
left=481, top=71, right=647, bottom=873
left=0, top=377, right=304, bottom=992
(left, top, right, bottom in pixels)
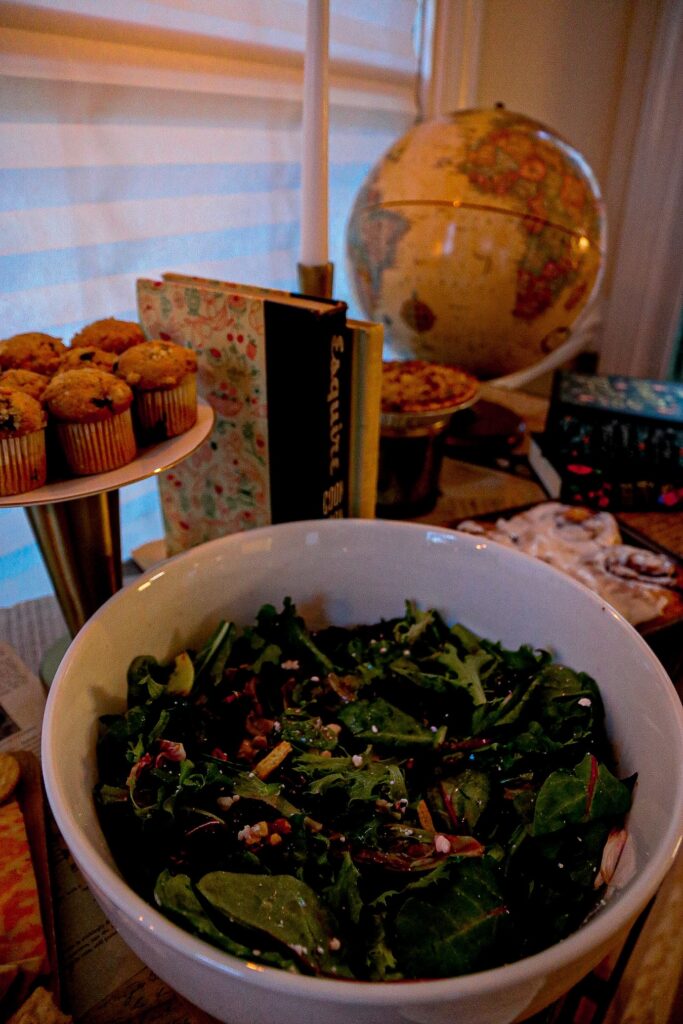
left=2, top=384, right=682, bottom=1024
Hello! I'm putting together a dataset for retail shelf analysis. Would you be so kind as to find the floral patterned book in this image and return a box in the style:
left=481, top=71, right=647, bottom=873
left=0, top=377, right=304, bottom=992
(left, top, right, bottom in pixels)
left=137, top=275, right=381, bottom=554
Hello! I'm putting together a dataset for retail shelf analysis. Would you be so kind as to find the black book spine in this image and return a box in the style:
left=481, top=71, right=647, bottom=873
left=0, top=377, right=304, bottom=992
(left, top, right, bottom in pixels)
left=264, top=301, right=351, bottom=523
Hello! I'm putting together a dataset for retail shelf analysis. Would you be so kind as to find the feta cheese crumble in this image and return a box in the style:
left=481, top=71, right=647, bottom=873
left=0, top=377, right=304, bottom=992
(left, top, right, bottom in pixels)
left=434, top=834, right=451, bottom=854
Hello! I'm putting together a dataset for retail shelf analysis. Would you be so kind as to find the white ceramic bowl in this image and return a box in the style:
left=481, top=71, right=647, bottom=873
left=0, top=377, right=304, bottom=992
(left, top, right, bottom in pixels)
left=42, top=520, right=683, bottom=1024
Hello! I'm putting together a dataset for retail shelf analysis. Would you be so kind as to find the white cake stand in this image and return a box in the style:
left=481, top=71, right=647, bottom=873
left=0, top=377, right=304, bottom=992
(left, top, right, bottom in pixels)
left=1, top=404, right=214, bottom=670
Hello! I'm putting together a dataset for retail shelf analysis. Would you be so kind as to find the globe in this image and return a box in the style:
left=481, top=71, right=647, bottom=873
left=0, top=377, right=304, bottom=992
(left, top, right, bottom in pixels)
left=346, top=107, right=606, bottom=380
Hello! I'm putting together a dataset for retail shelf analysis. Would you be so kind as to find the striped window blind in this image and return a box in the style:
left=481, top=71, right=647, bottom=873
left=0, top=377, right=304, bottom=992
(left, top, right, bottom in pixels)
left=0, top=0, right=419, bottom=605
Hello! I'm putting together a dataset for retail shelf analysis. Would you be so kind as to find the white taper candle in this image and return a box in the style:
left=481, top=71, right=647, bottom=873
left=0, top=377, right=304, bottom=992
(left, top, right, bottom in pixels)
left=300, top=0, right=330, bottom=266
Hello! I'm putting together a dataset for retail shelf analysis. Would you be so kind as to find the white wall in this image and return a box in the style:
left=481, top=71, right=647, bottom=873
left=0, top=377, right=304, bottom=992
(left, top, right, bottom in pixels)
left=476, top=0, right=632, bottom=196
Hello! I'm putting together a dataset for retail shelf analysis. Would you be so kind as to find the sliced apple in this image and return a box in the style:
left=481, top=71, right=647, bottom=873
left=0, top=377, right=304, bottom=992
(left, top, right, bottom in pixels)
left=166, top=651, right=195, bottom=696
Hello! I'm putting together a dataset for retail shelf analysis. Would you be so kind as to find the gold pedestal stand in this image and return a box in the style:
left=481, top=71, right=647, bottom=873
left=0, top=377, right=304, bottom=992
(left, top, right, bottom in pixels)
left=26, top=491, right=122, bottom=637
left=26, top=491, right=122, bottom=683
left=1, top=403, right=215, bottom=684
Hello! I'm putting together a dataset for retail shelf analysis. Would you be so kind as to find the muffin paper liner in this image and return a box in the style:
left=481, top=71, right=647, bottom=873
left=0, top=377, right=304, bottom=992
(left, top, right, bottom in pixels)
left=58, top=408, right=137, bottom=475
left=136, top=375, right=197, bottom=438
left=0, top=430, right=47, bottom=495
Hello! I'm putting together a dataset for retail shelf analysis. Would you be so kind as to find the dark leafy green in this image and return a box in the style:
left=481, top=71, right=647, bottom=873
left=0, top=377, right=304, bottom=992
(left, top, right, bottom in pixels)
left=533, top=753, right=631, bottom=835
left=197, top=871, right=346, bottom=975
left=95, top=599, right=633, bottom=981
left=392, top=860, right=512, bottom=977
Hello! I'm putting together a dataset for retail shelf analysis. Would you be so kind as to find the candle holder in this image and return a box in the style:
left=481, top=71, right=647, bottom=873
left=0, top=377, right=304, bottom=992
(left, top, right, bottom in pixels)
left=297, top=262, right=334, bottom=299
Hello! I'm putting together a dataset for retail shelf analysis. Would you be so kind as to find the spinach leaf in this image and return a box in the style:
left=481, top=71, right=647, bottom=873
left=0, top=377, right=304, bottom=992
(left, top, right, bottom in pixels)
left=338, top=697, right=435, bottom=749
left=532, top=665, right=605, bottom=746
left=471, top=677, right=543, bottom=735
left=392, top=860, right=510, bottom=978
left=255, top=598, right=334, bottom=675
left=197, top=871, right=344, bottom=975
left=429, top=769, right=490, bottom=832
left=155, top=870, right=297, bottom=969
left=281, top=710, right=339, bottom=751
left=204, top=758, right=300, bottom=816
left=127, top=655, right=167, bottom=705
left=193, top=620, right=236, bottom=688
left=533, top=753, right=632, bottom=835
left=155, top=869, right=254, bottom=957
left=324, top=851, right=364, bottom=927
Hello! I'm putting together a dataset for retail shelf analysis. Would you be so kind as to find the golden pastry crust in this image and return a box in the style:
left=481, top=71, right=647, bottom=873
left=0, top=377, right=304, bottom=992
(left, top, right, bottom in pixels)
left=71, top=318, right=145, bottom=355
left=381, top=360, right=479, bottom=414
left=0, top=368, right=49, bottom=402
left=0, top=387, right=47, bottom=437
left=0, top=752, right=20, bottom=802
left=43, top=368, right=133, bottom=423
left=117, top=340, right=198, bottom=391
left=7, top=985, right=73, bottom=1024
left=0, top=333, right=66, bottom=376
left=59, top=346, right=119, bottom=373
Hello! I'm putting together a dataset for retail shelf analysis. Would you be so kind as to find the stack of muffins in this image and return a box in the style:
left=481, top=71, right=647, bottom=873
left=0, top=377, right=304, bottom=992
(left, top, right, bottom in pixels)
left=0, top=319, right=197, bottom=496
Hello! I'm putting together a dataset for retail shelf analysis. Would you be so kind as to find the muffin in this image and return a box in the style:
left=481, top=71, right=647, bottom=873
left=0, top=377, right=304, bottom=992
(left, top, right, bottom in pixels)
left=0, top=332, right=66, bottom=376
left=117, top=340, right=198, bottom=439
left=0, top=368, right=49, bottom=402
left=0, top=387, right=47, bottom=495
left=59, top=346, right=119, bottom=374
left=71, top=318, right=145, bottom=355
left=43, top=368, right=137, bottom=475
